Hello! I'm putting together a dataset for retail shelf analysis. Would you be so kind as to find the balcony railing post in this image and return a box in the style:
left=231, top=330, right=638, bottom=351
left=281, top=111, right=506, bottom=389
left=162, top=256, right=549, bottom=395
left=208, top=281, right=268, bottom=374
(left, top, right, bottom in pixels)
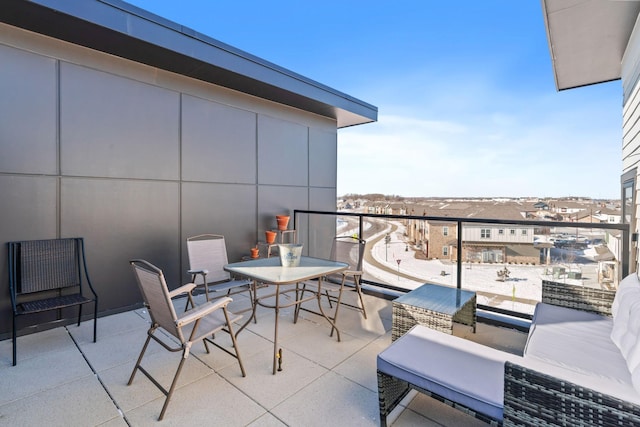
left=457, top=220, right=463, bottom=289
left=623, top=227, right=630, bottom=277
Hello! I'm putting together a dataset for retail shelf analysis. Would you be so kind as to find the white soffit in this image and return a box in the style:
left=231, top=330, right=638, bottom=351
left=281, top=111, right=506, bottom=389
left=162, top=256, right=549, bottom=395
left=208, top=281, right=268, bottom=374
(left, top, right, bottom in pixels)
left=543, top=0, right=640, bottom=90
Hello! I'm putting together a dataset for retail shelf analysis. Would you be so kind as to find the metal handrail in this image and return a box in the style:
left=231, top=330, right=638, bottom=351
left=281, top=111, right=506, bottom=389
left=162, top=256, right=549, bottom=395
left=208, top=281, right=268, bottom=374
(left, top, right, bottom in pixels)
left=294, top=209, right=631, bottom=291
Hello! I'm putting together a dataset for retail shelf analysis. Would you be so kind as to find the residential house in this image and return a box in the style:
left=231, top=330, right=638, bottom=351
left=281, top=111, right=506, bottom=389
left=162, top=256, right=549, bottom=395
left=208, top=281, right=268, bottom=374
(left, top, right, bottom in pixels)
left=407, top=201, right=538, bottom=264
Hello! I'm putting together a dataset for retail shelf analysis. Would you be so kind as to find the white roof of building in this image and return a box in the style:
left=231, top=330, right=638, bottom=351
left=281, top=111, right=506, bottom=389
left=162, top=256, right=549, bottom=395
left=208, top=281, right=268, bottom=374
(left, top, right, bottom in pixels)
left=542, top=0, right=640, bottom=90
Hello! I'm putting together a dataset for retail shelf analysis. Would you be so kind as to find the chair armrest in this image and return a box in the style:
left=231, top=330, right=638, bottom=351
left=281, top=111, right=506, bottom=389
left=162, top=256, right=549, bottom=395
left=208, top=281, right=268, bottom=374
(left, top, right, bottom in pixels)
left=188, top=269, right=208, bottom=275
left=176, top=296, right=232, bottom=327
left=168, top=283, right=196, bottom=299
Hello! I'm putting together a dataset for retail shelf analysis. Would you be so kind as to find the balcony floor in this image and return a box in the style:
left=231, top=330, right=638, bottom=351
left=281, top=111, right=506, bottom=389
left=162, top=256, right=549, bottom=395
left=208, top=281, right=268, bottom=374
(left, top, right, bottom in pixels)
left=0, top=288, right=528, bottom=426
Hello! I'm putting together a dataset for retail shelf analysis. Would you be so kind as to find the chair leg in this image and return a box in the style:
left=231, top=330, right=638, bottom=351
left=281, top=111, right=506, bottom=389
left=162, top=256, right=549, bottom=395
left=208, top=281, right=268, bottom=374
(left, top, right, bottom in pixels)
left=128, top=331, right=154, bottom=385
left=223, top=307, right=246, bottom=377
left=293, top=282, right=314, bottom=323
left=93, top=300, right=98, bottom=342
left=158, top=351, right=189, bottom=421
left=77, top=304, right=83, bottom=327
left=12, top=315, right=17, bottom=366
left=355, top=275, right=367, bottom=319
left=293, top=283, right=304, bottom=323
left=247, top=285, right=257, bottom=323
left=330, top=278, right=346, bottom=338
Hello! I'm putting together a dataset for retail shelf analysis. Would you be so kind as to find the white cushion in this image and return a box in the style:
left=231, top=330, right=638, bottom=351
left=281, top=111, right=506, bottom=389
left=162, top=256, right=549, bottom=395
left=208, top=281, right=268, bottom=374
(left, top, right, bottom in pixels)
left=525, top=303, right=629, bottom=381
left=612, top=273, right=640, bottom=319
left=633, top=364, right=640, bottom=395
left=611, top=276, right=640, bottom=352
left=619, top=300, right=640, bottom=359
left=611, top=293, right=640, bottom=349
left=626, top=338, right=640, bottom=373
left=377, top=325, right=522, bottom=421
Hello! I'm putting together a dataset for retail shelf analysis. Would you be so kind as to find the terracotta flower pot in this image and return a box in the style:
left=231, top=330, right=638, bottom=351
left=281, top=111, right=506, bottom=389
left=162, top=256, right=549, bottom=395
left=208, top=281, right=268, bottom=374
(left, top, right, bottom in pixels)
left=276, top=215, right=290, bottom=231
left=250, top=247, right=259, bottom=258
left=265, top=230, right=277, bottom=244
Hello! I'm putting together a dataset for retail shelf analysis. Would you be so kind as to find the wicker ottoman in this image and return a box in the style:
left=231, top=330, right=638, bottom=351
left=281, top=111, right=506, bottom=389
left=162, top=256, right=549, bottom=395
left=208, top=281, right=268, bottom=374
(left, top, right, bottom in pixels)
left=392, top=283, right=476, bottom=341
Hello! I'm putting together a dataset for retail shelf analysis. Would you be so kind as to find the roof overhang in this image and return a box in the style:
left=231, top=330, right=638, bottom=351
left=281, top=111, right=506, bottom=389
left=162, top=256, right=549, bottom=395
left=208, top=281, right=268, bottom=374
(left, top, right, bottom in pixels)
left=1, top=0, right=377, bottom=128
left=542, top=0, right=640, bottom=90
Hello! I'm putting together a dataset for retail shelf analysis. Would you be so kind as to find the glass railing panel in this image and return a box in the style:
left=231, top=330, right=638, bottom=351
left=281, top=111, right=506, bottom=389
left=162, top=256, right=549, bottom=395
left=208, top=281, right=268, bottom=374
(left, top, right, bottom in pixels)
left=294, top=210, right=628, bottom=318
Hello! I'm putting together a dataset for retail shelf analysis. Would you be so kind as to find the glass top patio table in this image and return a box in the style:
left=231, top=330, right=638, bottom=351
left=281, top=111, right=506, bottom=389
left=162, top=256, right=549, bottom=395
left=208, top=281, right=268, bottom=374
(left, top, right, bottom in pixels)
left=224, top=256, right=348, bottom=374
left=392, top=283, right=477, bottom=340
left=224, top=256, right=348, bottom=284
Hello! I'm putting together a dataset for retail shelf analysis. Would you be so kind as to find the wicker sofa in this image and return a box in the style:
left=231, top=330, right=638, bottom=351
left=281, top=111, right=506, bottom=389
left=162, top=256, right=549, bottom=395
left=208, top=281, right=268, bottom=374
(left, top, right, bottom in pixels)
left=377, top=275, right=640, bottom=426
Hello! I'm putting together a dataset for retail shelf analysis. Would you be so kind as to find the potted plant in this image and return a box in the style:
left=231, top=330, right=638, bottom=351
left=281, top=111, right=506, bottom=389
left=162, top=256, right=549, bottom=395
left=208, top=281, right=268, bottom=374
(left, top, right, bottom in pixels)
left=265, top=230, right=277, bottom=244
left=276, top=215, right=290, bottom=230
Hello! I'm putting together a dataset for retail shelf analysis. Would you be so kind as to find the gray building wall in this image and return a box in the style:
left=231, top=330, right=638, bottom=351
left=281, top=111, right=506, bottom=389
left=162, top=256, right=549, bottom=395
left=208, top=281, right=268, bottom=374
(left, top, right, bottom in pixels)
left=0, top=23, right=339, bottom=337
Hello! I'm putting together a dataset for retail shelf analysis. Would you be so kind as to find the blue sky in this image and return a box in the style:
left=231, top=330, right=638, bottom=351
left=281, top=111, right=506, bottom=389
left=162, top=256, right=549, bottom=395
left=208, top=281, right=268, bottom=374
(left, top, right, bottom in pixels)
left=126, top=0, right=622, bottom=199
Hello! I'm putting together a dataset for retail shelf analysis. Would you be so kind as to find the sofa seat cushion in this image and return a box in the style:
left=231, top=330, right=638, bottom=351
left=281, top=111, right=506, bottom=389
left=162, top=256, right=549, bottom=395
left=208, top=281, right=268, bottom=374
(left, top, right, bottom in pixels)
left=612, top=273, right=640, bottom=319
left=525, top=302, right=630, bottom=384
left=377, top=325, right=522, bottom=421
left=611, top=274, right=640, bottom=356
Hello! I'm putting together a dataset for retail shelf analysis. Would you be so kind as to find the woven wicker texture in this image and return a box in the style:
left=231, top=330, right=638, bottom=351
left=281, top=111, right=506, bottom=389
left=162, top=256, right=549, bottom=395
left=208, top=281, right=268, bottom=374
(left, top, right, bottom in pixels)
left=377, top=369, right=501, bottom=427
left=392, top=290, right=476, bottom=340
left=19, top=239, right=80, bottom=294
left=542, top=280, right=616, bottom=317
left=18, top=294, right=91, bottom=315
left=504, top=361, right=640, bottom=426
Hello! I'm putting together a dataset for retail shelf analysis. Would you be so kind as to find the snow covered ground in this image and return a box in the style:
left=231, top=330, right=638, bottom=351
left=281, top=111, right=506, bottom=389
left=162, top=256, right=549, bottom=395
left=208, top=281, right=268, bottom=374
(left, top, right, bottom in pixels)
left=339, top=219, right=605, bottom=315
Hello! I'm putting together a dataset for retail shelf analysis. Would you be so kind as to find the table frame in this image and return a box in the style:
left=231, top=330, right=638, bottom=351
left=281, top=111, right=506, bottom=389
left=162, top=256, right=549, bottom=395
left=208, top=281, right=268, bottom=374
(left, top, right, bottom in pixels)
left=392, top=283, right=476, bottom=341
left=224, top=256, right=348, bottom=374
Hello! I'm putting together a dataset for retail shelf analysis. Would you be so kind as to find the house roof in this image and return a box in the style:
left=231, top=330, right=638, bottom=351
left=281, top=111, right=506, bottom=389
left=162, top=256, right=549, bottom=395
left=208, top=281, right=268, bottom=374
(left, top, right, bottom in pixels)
left=542, top=0, right=640, bottom=90
left=1, top=0, right=377, bottom=128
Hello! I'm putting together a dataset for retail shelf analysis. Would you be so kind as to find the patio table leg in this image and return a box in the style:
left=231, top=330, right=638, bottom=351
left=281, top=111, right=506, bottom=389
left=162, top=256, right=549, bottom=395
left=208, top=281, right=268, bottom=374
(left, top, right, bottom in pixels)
left=235, top=279, right=258, bottom=338
left=272, top=284, right=280, bottom=374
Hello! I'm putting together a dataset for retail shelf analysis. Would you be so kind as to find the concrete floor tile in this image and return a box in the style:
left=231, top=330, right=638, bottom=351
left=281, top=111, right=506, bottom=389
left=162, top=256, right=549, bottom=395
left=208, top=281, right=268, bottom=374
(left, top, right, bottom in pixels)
left=77, top=324, right=165, bottom=373
left=69, top=309, right=149, bottom=344
left=219, top=347, right=328, bottom=410
left=0, top=375, right=121, bottom=426
left=334, top=333, right=392, bottom=392
left=281, top=323, right=369, bottom=370
left=0, top=327, right=74, bottom=367
left=271, top=371, right=379, bottom=427
left=102, top=350, right=216, bottom=412
left=0, top=346, right=94, bottom=405
left=124, top=370, right=266, bottom=426
left=245, top=412, right=288, bottom=427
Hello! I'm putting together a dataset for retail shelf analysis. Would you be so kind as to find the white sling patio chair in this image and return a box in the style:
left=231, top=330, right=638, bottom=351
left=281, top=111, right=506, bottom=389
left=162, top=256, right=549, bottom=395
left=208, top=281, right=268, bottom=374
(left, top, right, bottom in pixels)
left=295, top=236, right=367, bottom=336
left=128, top=259, right=246, bottom=421
left=186, top=234, right=252, bottom=303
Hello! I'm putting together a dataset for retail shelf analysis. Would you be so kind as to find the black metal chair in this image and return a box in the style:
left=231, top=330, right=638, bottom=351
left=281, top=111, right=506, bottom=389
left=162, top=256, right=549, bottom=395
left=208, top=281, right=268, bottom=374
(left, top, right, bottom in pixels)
left=8, top=237, right=98, bottom=365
